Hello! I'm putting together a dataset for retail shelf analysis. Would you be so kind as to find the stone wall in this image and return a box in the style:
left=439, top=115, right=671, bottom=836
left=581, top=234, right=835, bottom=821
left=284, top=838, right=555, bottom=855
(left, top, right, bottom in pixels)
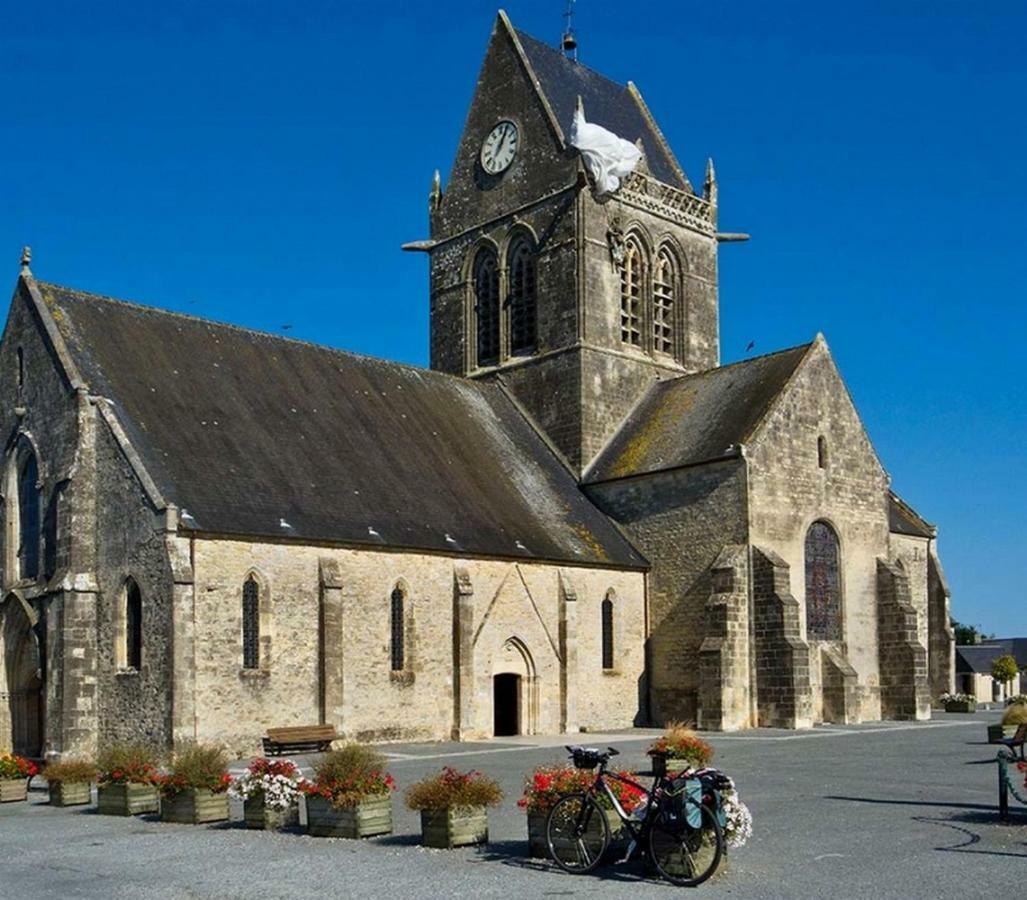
left=586, top=459, right=748, bottom=725
left=927, top=547, right=954, bottom=698
left=746, top=338, right=890, bottom=722
left=876, top=558, right=931, bottom=720
left=186, top=537, right=646, bottom=755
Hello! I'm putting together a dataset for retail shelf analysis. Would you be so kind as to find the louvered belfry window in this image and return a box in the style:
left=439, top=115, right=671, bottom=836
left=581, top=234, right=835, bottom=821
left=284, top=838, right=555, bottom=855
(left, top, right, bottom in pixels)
left=474, top=248, right=500, bottom=365
left=508, top=237, right=537, bottom=354
left=653, top=249, right=675, bottom=355
left=242, top=576, right=260, bottom=669
left=601, top=596, right=614, bottom=670
left=620, top=239, right=643, bottom=346
left=390, top=587, right=405, bottom=671
left=805, top=521, right=842, bottom=640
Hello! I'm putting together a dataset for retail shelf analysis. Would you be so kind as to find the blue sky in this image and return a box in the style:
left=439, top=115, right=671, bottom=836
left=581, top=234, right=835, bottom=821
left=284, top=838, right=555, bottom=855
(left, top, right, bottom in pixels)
left=2, top=1, right=1024, bottom=635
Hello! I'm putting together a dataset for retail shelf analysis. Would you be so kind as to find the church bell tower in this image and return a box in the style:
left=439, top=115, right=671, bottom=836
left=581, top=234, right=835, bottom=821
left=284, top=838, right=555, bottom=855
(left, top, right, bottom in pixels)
left=413, top=12, right=721, bottom=474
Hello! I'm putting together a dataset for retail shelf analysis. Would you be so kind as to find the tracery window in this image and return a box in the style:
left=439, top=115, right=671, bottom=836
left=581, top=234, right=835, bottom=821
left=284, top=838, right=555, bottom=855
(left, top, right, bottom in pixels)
left=653, top=248, right=675, bottom=355
left=390, top=586, right=405, bottom=671
left=474, top=248, right=500, bottom=365
left=804, top=521, right=842, bottom=641
left=17, top=450, right=39, bottom=580
left=620, top=238, right=644, bottom=346
left=125, top=578, right=143, bottom=670
left=601, top=595, right=614, bottom=670
left=242, top=576, right=260, bottom=669
left=508, top=237, right=537, bottom=355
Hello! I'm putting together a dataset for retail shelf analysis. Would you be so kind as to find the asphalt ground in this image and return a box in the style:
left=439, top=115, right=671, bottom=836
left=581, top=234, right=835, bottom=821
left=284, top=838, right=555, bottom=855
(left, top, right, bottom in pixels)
left=1, top=712, right=1024, bottom=899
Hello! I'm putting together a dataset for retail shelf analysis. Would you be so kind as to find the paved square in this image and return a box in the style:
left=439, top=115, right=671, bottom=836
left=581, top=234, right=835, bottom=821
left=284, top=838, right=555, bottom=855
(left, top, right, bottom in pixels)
left=1, top=713, right=1024, bottom=899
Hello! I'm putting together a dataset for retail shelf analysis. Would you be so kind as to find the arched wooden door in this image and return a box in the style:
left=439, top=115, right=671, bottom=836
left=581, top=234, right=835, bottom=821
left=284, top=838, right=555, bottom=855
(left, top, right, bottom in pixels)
left=1, top=597, right=43, bottom=758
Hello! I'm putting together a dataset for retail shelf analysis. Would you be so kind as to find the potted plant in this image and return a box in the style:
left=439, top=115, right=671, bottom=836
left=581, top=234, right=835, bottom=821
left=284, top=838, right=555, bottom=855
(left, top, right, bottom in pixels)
left=96, top=742, right=161, bottom=815
left=518, top=764, right=644, bottom=858
left=302, top=744, right=395, bottom=838
left=940, top=692, right=977, bottom=713
left=989, top=703, right=1027, bottom=744
left=647, top=723, right=715, bottom=777
left=229, top=758, right=306, bottom=830
left=44, top=758, right=98, bottom=807
left=0, top=752, right=38, bottom=803
left=157, top=742, right=232, bottom=824
left=405, top=767, right=503, bottom=849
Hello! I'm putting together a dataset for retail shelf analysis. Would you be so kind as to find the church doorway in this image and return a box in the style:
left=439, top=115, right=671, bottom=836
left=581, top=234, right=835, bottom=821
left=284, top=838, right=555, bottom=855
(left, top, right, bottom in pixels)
left=493, top=673, right=521, bottom=736
left=1, top=595, right=43, bottom=758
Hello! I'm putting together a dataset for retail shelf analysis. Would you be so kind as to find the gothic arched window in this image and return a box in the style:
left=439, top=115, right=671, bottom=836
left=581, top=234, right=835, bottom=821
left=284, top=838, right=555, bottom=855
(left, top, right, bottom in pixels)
left=390, top=586, right=405, bottom=671
left=653, top=248, right=676, bottom=355
left=17, top=449, right=39, bottom=580
left=242, top=576, right=260, bottom=669
left=601, top=594, right=615, bottom=670
left=474, top=247, right=500, bottom=366
left=805, top=521, right=842, bottom=641
left=124, top=578, right=143, bottom=670
left=508, top=237, right=537, bottom=355
left=620, top=238, right=644, bottom=346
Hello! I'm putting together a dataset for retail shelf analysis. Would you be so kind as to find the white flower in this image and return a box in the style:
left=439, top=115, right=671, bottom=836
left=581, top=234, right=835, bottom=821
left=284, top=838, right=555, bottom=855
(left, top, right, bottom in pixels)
left=720, top=788, right=753, bottom=849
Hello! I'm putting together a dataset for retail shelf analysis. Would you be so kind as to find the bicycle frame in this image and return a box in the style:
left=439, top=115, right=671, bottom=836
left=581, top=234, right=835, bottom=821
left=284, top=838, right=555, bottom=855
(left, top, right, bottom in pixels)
left=589, top=765, right=665, bottom=861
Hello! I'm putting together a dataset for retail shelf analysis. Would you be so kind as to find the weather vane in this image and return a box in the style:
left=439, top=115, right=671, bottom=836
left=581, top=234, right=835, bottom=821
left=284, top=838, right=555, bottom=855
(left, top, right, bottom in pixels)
left=561, top=0, right=578, bottom=60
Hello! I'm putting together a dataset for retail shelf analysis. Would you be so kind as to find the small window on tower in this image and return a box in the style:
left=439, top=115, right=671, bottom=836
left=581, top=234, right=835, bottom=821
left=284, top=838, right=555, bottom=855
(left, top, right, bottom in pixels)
left=508, top=237, right=537, bottom=355
left=473, top=248, right=500, bottom=366
left=818, top=435, right=828, bottom=469
left=653, top=248, right=676, bottom=355
left=16, top=347, right=24, bottom=391
left=620, top=238, right=644, bottom=346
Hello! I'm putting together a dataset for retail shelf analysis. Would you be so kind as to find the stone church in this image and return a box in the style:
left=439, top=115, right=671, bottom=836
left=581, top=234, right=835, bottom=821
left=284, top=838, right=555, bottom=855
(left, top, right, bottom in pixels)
left=0, top=12, right=953, bottom=760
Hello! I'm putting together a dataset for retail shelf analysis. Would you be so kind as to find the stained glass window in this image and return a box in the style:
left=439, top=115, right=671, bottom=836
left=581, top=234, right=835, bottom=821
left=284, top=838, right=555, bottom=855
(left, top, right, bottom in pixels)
left=391, top=587, right=405, bottom=671
left=653, top=249, right=675, bottom=355
left=620, top=238, right=643, bottom=346
left=508, top=238, right=537, bottom=355
left=242, top=577, right=260, bottom=669
left=474, top=248, right=500, bottom=365
left=601, top=595, right=614, bottom=670
left=805, top=521, right=841, bottom=640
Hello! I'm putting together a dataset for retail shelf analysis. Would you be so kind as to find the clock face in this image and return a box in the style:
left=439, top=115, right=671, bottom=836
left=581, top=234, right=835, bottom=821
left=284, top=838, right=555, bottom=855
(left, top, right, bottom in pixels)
left=480, top=121, right=519, bottom=174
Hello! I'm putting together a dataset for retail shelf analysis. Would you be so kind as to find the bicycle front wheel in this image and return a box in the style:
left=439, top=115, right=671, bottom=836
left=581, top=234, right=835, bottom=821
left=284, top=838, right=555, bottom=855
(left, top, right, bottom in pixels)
left=546, top=793, right=611, bottom=874
left=648, top=797, right=724, bottom=887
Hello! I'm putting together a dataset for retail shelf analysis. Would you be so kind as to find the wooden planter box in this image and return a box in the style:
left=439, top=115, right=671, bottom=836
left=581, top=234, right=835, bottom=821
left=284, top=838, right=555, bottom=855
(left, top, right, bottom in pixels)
left=988, top=723, right=1020, bottom=744
left=97, top=783, right=160, bottom=816
left=650, top=753, right=701, bottom=779
left=244, top=795, right=300, bottom=830
left=160, top=788, right=229, bottom=824
left=944, top=701, right=977, bottom=713
left=0, top=778, right=29, bottom=803
left=306, top=795, right=392, bottom=838
left=526, top=807, right=622, bottom=858
left=420, top=806, right=488, bottom=849
left=49, top=782, right=92, bottom=807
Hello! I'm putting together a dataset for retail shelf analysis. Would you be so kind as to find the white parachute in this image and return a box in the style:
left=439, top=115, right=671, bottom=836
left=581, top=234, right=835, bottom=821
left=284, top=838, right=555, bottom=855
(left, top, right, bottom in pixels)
left=569, top=104, right=642, bottom=196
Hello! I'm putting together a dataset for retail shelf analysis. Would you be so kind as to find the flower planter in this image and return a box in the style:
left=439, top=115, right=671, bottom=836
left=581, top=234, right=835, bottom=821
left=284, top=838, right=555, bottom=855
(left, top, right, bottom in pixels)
left=244, top=795, right=300, bottom=831
left=526, top=807, right=622, bottom=858
left=160, top=788, right=229, bottom=825
left=49, top=782, right=92, bottom=807
left=650, top=753, right=700, bottom=779
left=97, top=783, right=160, bottom=816
left=944, top=701, right=977, bottom=714
left=0, top=778, right=29, bottom=803
left=421, top=806, right=488, bottom=848
left=306, top=794, right=392, bottom=838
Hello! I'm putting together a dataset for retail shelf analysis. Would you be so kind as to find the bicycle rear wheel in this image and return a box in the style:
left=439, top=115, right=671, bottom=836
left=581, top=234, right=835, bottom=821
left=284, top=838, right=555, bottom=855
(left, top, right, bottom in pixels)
left=546, top=793, right=611, bottom=874
left=648, top=797, right=724, bottom=887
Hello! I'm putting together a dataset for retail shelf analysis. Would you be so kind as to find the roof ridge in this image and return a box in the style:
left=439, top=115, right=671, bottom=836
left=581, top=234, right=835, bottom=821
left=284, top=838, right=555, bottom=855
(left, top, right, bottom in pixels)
left=37, top=279, right=492, bottom=391
left=657, top=340, right=813, bottom=388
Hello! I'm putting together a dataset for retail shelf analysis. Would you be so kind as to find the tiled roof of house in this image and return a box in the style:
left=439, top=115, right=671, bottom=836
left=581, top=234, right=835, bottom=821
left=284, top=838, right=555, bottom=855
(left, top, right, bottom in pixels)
left=35, top=279, right=646, bottom=569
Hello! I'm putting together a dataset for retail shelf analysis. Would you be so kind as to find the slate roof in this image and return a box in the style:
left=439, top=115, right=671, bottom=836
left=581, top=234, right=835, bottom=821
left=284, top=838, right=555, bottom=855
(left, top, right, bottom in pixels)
left=513, top=27, right=688, bottom=190
left=888, top=491, right=935, bottom=538
left=584, top=343, right=812, bottom=483
left=956, top=640, right=1027, bottom=674
left=36, top=280, right=646, bottom=569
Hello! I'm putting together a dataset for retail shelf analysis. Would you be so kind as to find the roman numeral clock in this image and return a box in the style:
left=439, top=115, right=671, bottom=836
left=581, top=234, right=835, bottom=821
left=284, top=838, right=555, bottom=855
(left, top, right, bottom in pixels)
left=480, top=120, right=519, bottom=174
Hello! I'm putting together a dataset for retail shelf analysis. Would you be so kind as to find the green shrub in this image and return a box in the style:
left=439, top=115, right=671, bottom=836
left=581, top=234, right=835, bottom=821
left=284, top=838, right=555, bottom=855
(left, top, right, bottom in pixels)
left=1002, top=704, right=1027, bottom=726
left=96, top=742, right=160, bottom=785
left=44, top=758, right=98, bottom=786
left=405, top=767, right=503, bottom=811
left=158, top=742, right=231, bottom=796
left=307, top=744, right=394, bottom=808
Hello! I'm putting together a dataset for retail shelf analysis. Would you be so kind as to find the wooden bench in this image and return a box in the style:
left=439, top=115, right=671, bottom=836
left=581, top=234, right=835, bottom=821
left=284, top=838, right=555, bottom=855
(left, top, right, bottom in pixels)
left=262, top=725, right=339, bottom=756
left=999, top=722, right=1027, bottom=761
